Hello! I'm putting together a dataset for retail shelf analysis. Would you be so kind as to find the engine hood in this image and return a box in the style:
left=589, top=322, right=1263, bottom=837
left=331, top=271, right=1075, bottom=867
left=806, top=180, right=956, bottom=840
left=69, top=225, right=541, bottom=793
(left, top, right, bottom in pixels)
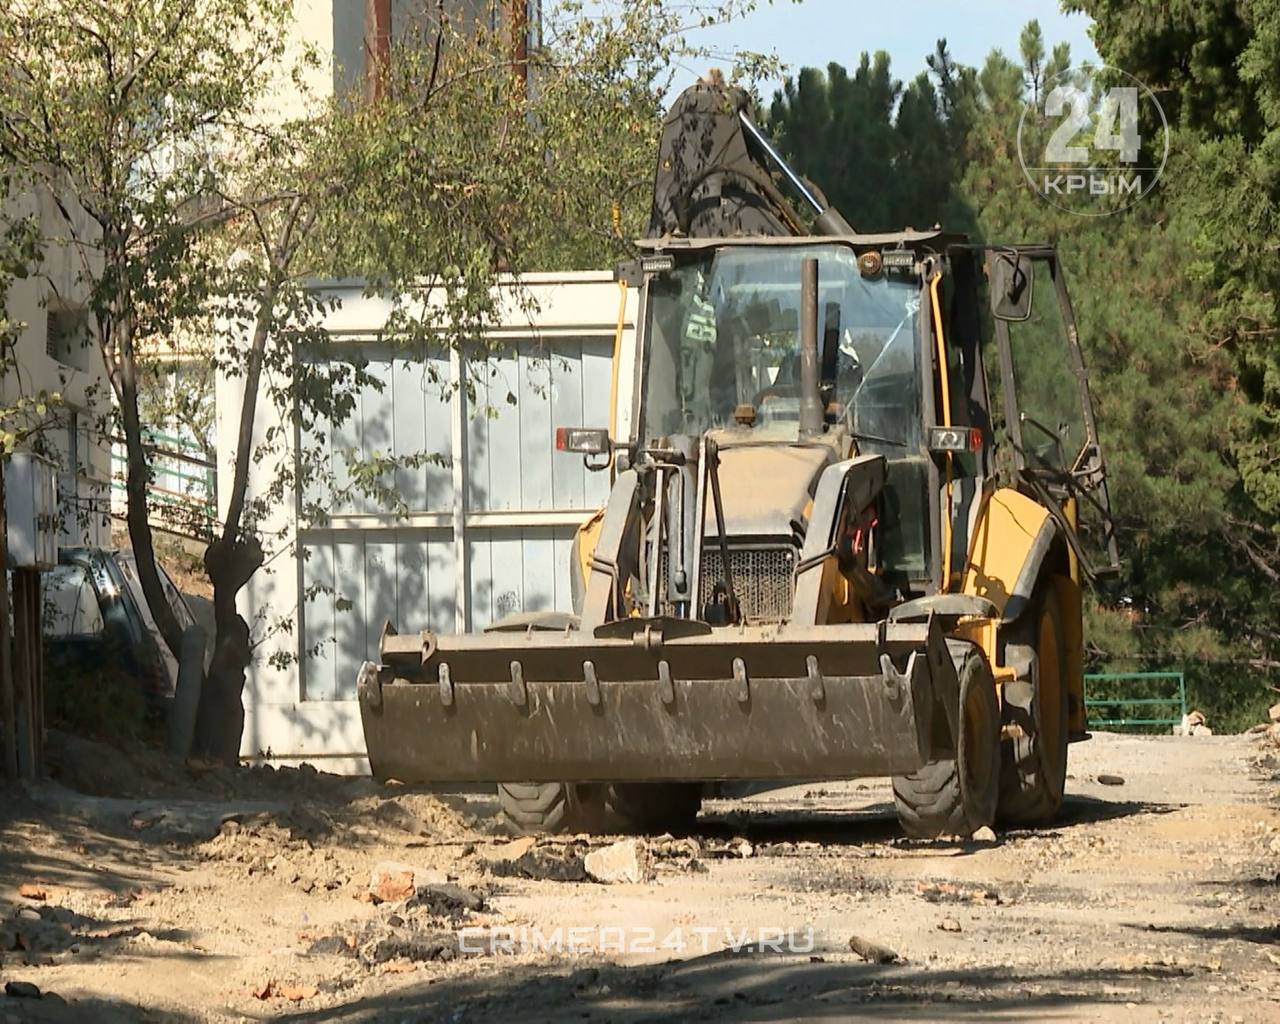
left=705, top=442, right=836, bottom=541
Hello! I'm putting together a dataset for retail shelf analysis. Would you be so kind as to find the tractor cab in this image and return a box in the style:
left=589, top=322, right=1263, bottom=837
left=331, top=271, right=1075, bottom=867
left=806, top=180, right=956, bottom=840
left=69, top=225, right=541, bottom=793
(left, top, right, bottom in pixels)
left=620, top=233, right=1116, bottom=619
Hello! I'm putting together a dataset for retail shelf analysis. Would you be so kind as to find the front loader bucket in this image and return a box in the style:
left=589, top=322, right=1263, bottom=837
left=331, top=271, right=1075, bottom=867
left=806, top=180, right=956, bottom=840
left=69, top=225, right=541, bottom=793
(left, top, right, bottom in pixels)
left=358, top=617, right=960, bottom=785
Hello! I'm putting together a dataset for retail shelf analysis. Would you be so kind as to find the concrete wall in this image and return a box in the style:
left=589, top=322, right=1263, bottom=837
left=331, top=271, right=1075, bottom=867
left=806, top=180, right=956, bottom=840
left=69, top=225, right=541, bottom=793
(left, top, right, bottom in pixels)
left=1, top=191, right=111, bottom=547
left=217, top=271, right=636, bottom=769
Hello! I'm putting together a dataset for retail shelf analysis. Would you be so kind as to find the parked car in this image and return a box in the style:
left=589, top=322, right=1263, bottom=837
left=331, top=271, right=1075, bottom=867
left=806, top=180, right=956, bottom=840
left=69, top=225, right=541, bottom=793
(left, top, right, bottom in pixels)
left=42, top=547, right=197, bottom=710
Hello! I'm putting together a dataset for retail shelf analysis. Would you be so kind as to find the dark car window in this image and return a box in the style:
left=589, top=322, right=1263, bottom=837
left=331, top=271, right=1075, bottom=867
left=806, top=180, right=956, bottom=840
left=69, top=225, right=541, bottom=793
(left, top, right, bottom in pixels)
left=43, top=566, right=105, bottom=637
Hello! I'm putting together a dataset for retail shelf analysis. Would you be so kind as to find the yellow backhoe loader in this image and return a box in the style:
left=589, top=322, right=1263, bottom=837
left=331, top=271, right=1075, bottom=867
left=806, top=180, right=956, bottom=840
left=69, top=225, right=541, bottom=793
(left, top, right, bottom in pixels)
left=358, top=81, right=1119, bottom=838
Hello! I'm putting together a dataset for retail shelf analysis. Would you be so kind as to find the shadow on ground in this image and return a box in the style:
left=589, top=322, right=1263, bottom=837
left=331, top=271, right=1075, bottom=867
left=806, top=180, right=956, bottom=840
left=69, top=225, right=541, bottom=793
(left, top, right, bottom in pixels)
left=270, top=951, right=1186, bottom=1023
left=1134, top=921, right=1280, bottom=946
left=693, top=792, right=1175, bottom=849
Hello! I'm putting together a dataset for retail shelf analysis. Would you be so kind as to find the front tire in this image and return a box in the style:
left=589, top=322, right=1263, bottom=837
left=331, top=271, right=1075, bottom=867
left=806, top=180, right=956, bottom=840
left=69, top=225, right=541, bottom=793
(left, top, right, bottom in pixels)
left=893, top=645, right=1001, bottom=839
left=997, top=584, right=1070, bottom=825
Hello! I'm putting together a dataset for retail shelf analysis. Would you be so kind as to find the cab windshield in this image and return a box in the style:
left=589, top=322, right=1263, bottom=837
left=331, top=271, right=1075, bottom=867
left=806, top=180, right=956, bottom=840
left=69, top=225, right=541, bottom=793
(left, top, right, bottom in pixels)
left=641, top=243, right=931, bottom=582
left=641, top=245, right=922, bottom=450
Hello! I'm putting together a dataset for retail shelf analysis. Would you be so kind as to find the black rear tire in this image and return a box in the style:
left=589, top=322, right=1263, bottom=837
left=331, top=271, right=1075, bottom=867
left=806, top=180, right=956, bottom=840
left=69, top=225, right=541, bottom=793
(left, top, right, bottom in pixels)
left=497, top=781, right=578, bottom=834
left=603, top=783, right=702, bottom=834
left=497, top=781, right=702, bottom=835
left=997, top=585, right=1069, bottom=825
left=893, top=645, right=1000, bottom=839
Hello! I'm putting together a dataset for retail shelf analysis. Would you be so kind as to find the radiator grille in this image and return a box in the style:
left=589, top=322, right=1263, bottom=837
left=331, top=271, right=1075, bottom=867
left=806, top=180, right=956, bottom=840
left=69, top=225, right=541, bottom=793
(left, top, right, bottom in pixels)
left=658, top=545, right=796, bottom=623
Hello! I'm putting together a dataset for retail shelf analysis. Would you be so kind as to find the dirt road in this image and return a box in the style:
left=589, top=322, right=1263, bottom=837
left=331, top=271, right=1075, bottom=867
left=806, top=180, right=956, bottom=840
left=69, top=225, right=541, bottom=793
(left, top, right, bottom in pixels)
left=0, top=731, right=1275, bottom=1022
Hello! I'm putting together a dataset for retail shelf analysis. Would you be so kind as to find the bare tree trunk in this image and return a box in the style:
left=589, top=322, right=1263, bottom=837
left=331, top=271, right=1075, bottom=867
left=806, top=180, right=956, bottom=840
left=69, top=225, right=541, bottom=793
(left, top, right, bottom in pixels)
left=194, top=532, right=260, bottom=763
left=116, top=290, right=186, bottom=661
left=192, top=279, right=278, bottom=764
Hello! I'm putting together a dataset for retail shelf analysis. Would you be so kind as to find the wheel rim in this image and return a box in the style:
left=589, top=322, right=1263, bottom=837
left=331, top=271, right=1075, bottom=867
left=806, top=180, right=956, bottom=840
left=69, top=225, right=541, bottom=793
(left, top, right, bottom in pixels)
left=1037, top=606, right=1065, bottom=783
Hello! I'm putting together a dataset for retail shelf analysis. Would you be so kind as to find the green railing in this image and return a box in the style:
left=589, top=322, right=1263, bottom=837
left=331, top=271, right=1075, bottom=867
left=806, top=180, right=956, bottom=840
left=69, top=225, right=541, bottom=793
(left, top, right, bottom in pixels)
left=110, top=430, right=217, bottom=540
left=1083, top=671, right=1187, bottom=731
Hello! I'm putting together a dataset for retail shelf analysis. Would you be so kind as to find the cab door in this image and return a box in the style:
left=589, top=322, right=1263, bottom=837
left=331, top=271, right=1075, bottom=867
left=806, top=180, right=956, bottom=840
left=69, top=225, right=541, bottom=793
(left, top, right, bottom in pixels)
left=987, top=247, right=1119, bottom=577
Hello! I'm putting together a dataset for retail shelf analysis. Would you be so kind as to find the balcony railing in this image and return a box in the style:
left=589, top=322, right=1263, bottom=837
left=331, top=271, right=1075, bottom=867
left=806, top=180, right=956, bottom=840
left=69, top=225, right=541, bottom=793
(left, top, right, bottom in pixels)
left=110, top=431, right=217, bottom=542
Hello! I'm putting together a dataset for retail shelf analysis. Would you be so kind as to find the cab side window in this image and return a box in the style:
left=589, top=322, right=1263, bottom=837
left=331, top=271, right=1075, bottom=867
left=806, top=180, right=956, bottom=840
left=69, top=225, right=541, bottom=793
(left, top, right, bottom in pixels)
left=1005, top=261, right=1087, bottom=473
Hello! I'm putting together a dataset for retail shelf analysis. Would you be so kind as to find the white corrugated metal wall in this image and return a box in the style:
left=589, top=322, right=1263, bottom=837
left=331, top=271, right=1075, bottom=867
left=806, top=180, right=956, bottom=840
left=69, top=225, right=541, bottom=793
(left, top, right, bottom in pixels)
left=217, top=272, right=636, bottom=767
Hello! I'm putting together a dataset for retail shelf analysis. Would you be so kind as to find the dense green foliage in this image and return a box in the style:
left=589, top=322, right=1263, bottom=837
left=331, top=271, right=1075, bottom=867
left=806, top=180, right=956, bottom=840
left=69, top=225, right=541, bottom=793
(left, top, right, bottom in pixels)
left=765, top=15, right=1279, bottom=731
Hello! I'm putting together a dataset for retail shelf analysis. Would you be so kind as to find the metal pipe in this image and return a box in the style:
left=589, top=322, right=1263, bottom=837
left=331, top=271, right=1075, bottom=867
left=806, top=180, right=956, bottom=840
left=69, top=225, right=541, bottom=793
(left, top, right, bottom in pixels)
left=706, top=440, right=739, bottom=622
left=363, top=0, right=391, bottom=105
left=738, top=112, right=823, bottom=213
left=689, top=436, right=709, bottom=618
left=799, top=257, right=823, bottom=436
left=929, top=270, right=955, bottom=590
left=646, top=466, right=667, bottom=618
left=738, top=111, right=855, bottom=235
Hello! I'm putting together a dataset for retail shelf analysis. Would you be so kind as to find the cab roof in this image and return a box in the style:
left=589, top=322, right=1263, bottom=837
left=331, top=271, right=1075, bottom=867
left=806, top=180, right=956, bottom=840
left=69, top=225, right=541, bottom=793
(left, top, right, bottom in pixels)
left=637, top=230, right=970, bottom=254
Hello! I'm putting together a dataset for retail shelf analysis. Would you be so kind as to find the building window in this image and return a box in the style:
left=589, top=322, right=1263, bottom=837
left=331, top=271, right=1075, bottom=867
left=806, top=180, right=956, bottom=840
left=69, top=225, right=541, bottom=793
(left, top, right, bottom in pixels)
left=46, top=303, right=92, bottom=371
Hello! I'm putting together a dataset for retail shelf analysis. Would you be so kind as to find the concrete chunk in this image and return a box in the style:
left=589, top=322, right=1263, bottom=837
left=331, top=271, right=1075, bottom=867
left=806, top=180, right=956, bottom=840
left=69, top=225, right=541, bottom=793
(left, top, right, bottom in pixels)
left=369, top=861, right=447, bottom=901
left=584, top=839, right=652, bottom=884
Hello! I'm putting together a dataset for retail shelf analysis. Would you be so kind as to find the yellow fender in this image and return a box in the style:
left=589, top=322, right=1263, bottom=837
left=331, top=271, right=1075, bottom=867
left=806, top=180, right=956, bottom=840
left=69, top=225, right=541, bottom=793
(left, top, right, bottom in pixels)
left=962, top=488, right=1059, bottom=623
left=570, top=507, right=607, bottom=615
left=962, top=486, right=1085, bottom=735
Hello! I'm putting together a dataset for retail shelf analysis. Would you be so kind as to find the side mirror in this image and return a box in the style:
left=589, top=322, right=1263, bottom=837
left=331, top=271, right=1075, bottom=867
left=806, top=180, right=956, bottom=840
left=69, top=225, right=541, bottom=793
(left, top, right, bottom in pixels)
left=990, top=252, right=1034, bottom=322
left=554, top=427, right=611, bottom=456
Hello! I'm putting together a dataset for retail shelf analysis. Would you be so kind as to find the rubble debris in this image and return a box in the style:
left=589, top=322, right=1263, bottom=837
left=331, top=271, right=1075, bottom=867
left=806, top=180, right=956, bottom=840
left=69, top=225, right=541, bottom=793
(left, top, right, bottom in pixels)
left=695, top=837, right=761, bottom=861
left=362, top=931, right=458, bottom=966
left=848, top=935, right=899, bottom=963
left=1270, top=703, right=1280, bottom=723
left=649, top=836, right=708, bottom=875
left=48, top=732, right=147, bottom=798
left=970, top=826, right=998, bottom=843
left=585, top=839, right=652, bottom=884
left=1174, top=710, right=1213, bottom=736
left=917, top=880, right=1002, bottom=905
left=277, top=983, right=319, bottom=1002
left=201, top=819, right=347, bottom=892
left=308, top=925, right=459, bottom=967
left=937, top=918, right=962, bottom=933
left=5, top=981, right=42, bottom=998
left=405, top=883, right=486, bottom=918
left=1097, top=774, right=1126, bottom=786
left=0, top=903, right=87, bottom=957
left=305, top=935, right=357, bottom=957
left=482, top=841, right=587, bottom=882
left=368, top=861, right=447, bottom=902
left=489, top=836, right=537, bottom=861
left=347, top=792, right=473, bottom=839
left=16, top=884, right=50, bottom=901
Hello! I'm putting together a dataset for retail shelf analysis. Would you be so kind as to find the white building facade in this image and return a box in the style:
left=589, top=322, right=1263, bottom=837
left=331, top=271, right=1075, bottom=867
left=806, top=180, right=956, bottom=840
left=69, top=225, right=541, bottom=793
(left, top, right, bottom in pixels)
left=2, top=190, right=112, bottom=549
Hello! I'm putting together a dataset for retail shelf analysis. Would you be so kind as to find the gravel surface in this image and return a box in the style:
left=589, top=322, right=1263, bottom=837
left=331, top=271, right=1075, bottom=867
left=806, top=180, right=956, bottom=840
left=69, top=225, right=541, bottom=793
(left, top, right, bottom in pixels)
left=0, top=731, right=1275, bottom=1022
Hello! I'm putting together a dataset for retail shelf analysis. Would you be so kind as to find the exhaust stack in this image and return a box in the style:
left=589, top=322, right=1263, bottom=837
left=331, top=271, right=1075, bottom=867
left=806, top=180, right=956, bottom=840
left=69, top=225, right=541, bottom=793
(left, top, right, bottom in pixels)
left=799, top=257, right=823, bottom=436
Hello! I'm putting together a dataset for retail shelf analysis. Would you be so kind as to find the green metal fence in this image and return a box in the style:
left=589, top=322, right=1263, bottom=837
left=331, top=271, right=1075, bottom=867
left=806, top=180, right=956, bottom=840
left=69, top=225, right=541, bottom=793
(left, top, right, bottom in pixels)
left=1083, top=671, right=1187, bottom=731
left=110, top=430, right=217, bottom=541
